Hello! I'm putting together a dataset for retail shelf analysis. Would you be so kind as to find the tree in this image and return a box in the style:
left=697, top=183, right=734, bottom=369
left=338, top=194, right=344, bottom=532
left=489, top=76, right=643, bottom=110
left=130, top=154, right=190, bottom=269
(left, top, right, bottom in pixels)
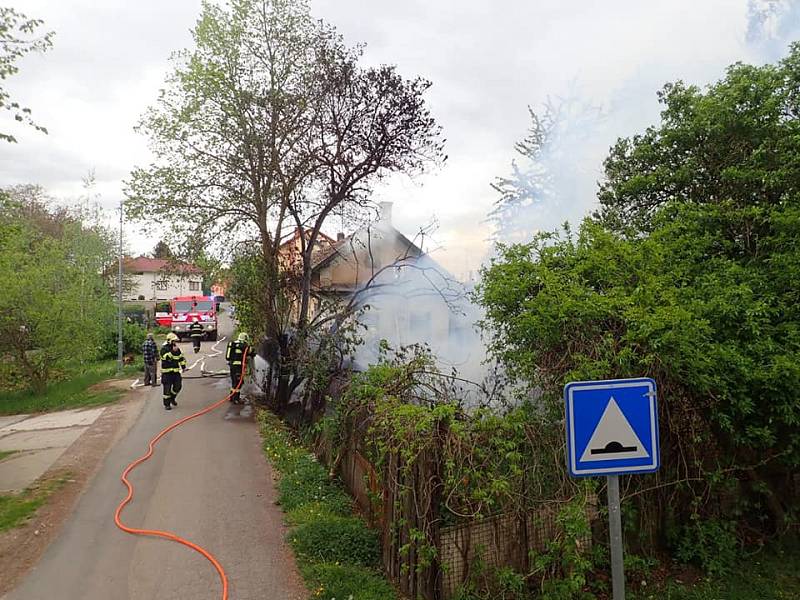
left=489, top=95, right=602, bottom=243
left=0, top=7, right=53, bottom=143
left=126, top=0, right=443, bottom=407
left=598, top=42, right=800, bottom=233
left=152, top=240, right=174, bottom=260
left=0, top=189, right=116, bottom=392
left=477, top=46, right=800, bottom=557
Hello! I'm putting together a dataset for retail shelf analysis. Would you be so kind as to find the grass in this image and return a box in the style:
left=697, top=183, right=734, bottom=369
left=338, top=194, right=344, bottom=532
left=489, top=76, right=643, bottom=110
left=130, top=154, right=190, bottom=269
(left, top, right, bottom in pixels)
left=0, top=450, right=17, bottom=462
left=0, top=475, right=69, bottom=533
left=259, top=410, right=398, bottom=600
left=0, top=360, right=141, bottom=416
left=631, top=546, right=800, bottom=600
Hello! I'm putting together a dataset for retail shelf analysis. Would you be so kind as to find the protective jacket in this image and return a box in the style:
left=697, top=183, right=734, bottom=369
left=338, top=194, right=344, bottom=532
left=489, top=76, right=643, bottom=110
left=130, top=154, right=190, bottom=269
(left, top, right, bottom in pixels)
left=225, top=340, right=250, bottom=366
left=189, top=322, right=204, bottom=339
left=160, top=342, right=187, bottom=373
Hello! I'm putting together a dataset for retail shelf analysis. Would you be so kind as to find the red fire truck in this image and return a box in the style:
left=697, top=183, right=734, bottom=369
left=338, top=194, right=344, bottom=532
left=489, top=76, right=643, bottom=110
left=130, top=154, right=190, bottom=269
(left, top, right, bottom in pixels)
left=169, top=295, right=218, bottom=341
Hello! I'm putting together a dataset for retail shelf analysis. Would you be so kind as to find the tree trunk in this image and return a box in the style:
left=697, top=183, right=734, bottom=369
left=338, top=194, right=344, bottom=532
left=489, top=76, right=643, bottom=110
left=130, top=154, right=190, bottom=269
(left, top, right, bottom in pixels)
left=275, top=334, right=291, bottom=412
left=15, top=343, right=48, bottom=394
left=747, top=468, right=787, bottom=532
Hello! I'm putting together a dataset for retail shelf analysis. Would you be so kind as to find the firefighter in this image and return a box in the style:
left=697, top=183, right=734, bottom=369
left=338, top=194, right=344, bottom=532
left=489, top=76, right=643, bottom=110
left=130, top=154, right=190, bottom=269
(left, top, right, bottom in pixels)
left=189, top=317, right=204, bottom=354
left=225, top=332, right=251, bottom=404
left=160, top=332, right=187, bottom=410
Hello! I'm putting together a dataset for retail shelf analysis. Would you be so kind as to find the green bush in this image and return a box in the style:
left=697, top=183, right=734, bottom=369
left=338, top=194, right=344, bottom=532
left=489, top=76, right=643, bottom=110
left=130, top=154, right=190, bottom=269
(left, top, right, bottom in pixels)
left=453, top=563, right=532, bottom=600
left=477, top=43, right=800, bottom=556
left=286, top=501, right=348, bottom=526
left=100, top=323, right=147, bottom=358
left=262, top=415, right=352, bottom=514
left=300, top=562, right=397, bottom=600
left=290, top=515, right=380, bottom=567
left=675, top=517, right=739, bottom=576
left=277, top=464, right=352, bottom=514
left=259, top=410, right=397, bottom=600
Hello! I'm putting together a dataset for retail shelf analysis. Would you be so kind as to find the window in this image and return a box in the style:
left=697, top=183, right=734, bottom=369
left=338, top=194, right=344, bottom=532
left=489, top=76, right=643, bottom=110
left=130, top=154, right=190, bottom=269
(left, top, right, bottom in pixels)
left=189, top=281, right=201, bottom=291
left=154, top=280, right=168, bottom=291
left=175, top=300, right=213, bottom=312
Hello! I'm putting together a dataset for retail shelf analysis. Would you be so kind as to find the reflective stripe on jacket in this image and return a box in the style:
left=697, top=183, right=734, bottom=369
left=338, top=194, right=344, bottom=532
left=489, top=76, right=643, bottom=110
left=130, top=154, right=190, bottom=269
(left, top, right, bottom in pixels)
left=189, top=323, right=204, bottom=338
left=160, top=343, right=187, bottom=373
left=226, top=340, right=249, bottom=366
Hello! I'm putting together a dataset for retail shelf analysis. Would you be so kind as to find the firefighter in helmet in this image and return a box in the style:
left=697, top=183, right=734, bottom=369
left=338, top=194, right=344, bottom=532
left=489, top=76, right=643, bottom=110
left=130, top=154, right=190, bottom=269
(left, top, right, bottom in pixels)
left=189, top=317, right=204, bottom=354
left=160, top=333, right=187, bottom=410
left=226, top=332, right=251, bottom=404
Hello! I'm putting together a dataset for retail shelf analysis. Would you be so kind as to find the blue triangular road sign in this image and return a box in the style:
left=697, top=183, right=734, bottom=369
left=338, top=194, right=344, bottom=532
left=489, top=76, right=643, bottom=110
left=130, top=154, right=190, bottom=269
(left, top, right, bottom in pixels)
left=565, top=378, right=660, bottom=477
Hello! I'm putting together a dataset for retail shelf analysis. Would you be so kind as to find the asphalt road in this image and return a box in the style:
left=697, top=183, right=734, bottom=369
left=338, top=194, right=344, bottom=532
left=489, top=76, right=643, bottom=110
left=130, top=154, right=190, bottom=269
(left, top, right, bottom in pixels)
left=5, top=313, right=305, bottom=600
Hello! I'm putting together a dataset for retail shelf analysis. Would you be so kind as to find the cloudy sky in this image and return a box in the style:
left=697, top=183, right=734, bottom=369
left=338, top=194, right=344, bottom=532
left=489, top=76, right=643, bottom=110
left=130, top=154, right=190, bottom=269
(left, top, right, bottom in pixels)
left=2, top=0, right=798, bottom=278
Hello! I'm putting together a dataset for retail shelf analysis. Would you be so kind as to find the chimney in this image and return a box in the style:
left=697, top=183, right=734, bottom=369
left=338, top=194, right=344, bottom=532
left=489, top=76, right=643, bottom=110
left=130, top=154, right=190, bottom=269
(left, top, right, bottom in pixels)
left=379, top=201, right=393, bottom=226
left=337, top=232, right=345, bottom=242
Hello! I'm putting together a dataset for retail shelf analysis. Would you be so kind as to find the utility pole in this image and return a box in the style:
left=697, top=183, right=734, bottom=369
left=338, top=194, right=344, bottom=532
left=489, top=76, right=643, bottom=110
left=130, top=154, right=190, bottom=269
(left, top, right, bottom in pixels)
left=117, top=199, right=124, bottom=374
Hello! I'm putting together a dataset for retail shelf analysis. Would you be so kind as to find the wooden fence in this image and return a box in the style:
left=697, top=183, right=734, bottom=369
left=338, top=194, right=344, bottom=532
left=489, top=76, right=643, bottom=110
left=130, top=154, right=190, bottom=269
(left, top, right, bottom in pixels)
left=333, top=444, right=594, bottom=599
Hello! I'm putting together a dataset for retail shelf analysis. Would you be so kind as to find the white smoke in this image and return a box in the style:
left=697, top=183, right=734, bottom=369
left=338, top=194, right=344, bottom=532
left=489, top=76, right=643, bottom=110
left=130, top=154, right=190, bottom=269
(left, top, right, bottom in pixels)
left=487, top=2, right=800, bottom=247
left=350, top=252, right=494, bottom=404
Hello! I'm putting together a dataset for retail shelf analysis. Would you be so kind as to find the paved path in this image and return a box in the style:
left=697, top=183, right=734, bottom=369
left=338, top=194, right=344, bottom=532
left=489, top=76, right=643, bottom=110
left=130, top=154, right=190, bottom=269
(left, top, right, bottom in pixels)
left=0, top=408, right=106, bottom=492
left=5, top=314, right=305, bottom=600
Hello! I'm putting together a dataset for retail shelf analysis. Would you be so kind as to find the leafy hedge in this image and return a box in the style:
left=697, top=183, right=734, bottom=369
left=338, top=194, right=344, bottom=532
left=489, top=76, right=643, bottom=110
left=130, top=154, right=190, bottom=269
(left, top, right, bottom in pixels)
left=478, top=44, right=800, bottom=563
left=258, top=410, right=397, bottom=600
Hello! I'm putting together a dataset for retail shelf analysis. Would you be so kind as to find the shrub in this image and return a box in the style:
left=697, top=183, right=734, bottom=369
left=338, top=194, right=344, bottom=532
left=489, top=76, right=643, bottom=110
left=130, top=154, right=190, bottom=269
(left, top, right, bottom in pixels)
left=675, top=517, right=739, bottom=576
left=259, top=410, right=397, bottom=600
left=286, top=501, right=348, bottom=526
left=275, top=456, right=352, bottom=514
left=290, top=515, right=380, bottom=567
left=100, top=323, right=147, bottom=358
left=301, top=562, right=397, bottom=600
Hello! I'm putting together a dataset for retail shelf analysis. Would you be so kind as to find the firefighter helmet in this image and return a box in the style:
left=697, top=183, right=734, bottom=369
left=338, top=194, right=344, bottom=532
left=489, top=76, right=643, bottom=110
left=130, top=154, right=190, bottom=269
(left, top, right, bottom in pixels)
left=237, top=332, right=250, bottom=343
left=166, top=333, right=179, bottom=342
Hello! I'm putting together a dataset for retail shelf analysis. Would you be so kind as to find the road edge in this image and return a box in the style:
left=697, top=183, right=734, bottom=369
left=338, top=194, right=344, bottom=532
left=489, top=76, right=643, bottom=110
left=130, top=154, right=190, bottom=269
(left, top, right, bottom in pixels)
left=0, top=388, right=147, bottom=597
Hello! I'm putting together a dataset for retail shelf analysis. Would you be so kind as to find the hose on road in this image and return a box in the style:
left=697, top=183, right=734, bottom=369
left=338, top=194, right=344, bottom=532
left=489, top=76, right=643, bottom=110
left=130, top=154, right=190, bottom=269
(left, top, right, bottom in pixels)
left=114, top=348, right=249, bottom=600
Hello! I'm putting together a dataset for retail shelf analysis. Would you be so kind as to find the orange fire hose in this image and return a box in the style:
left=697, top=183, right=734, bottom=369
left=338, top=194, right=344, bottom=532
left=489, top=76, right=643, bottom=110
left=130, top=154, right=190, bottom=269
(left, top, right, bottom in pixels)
left=114, top=348, right=249, bottom=600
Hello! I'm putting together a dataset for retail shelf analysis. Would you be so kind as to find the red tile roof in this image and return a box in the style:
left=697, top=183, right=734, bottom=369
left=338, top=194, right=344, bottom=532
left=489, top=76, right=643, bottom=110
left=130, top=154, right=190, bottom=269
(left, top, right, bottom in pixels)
left=123, top=256, right=201, bottom=274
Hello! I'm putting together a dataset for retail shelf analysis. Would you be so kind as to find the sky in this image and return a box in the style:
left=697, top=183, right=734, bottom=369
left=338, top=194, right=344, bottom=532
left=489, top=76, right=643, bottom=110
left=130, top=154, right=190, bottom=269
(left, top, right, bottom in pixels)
left=2, top=0, right=798, bottom=280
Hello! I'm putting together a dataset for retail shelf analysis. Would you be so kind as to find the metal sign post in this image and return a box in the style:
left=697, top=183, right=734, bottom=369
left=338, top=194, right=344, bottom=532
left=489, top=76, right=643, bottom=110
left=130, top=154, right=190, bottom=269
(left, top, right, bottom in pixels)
left=564, top=378, right=660, bottom=600
left=607, top=475, right=625, bottom=600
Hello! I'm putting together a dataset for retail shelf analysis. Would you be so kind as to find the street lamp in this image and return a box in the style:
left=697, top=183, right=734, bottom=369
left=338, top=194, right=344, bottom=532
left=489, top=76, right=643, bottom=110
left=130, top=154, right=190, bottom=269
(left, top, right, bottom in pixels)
left=117, top=199, right=124, bottom=374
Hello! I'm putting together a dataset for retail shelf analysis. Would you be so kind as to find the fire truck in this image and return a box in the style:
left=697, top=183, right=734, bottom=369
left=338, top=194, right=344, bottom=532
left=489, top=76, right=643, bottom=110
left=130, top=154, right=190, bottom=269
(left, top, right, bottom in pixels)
left=169, top=295, right=218, bottom=341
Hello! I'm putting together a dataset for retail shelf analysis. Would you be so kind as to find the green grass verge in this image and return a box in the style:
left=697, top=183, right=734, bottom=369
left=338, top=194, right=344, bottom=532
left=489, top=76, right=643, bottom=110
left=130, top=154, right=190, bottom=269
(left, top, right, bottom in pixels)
left=0, top=450, right=17, bottom=462
left=300, top=563, right=398, bottom=600
left=632, top=546, right=800, bottom=600
left=259, top=410, right=398, bottom=600
left=0, top=475, right=69, bottom=533
left=0, top=360, right=141, bottom=415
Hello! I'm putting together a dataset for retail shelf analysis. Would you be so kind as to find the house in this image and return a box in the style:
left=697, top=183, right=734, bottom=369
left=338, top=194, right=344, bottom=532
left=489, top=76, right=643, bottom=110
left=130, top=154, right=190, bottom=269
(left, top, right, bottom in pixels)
left=210, top=282, right=227, bottom=298
left=311, top=202, right=422, bottom=295
left=309, top=203, right=483, bottom=376
left=123, top=256, right=203, bottom=302
left=279, top=227, right=339, bottom=273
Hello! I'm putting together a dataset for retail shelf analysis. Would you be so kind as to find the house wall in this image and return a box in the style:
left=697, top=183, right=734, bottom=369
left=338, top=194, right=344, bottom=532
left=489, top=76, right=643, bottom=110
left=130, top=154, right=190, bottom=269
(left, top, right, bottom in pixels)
left=316, top=228, right=481, bottom=375
left=318, top=227, right=421, bottom=289
left=126, top=272, right=203, bottom=301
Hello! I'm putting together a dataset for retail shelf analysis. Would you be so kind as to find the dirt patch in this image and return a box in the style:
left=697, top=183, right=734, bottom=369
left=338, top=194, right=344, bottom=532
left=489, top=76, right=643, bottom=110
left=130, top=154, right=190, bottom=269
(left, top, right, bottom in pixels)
left=0, top=390, right=145, bottom=597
